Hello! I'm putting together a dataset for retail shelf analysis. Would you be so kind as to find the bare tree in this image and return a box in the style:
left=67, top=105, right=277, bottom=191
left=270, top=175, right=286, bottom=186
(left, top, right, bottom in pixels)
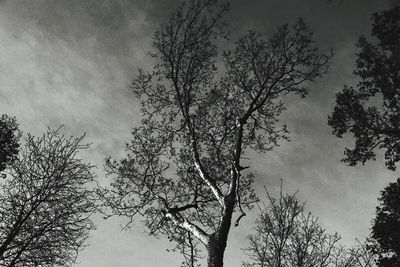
left=348, top=241, right=377, bottom=267
left=243, top=189, right=341, bottom=267
left=332, top=240, right=377, bottom=267
left=243, top=189, right=378, bottom=267
left=0, top=128, right=96, bottom=267
left=98, top=0, right=332, bottom=266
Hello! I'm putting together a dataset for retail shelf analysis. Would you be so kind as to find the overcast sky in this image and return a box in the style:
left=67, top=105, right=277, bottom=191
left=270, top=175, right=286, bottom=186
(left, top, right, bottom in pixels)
left=0, top=0, right=396, bottom=266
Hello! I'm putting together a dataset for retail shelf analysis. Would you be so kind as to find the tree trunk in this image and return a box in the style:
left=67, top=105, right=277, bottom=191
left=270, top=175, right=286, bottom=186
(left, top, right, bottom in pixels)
left=206, top=196, right=235, bottom=267
left=207, top=232, right=227, bottom=267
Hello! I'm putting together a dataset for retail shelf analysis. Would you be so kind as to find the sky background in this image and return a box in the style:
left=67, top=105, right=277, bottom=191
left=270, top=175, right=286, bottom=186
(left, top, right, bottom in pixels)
left=0, top=0, right=397, bottom=266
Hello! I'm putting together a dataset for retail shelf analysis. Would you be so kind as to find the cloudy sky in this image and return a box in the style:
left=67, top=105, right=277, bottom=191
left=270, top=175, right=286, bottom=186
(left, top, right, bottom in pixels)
left=0, top=0, right=396, bottom=266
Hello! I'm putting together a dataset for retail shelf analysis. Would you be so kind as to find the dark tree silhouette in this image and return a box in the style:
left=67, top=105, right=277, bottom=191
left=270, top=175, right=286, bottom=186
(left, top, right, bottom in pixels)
left=0, top=115, right=21, bottom=172
left=98, top=0, right=331, bottom=266
left=370, top=178, right=400, bottom=267
left=328, top=4, right=400, bottom=266
left=0, top=128, right=96, bottom=267
left=328, top=4, right=400, bottom=171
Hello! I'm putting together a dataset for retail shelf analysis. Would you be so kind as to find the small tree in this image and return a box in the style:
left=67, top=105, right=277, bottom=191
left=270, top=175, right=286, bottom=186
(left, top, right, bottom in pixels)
left=243, top=190, right=378, bottom=267
left=369, top=178, right=400, bottom=267
left=243, top=189, right=341, bottom=267
left=98, top=0, right=331, bottom=266
left=0, top=115, right=21, bottom=172
left=331, top=240, right=376, bottom=267
left=0, top=128, right=96, bottom=267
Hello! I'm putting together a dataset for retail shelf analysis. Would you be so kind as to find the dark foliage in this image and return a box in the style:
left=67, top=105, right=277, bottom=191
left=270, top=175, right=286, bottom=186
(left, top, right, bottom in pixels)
left=328, top=5, right=400, bottom=170
left=370, top=178, right=400, bottom=267
left=0, top=115, right=21, bottom=172
left=328, top=4, right=400, bottom=266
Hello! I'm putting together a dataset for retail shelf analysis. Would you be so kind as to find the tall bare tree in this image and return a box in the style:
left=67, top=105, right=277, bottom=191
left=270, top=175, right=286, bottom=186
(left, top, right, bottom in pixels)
left=0, top=128, right=96, bottom=267
left=98, top=0, right=331, bottom=266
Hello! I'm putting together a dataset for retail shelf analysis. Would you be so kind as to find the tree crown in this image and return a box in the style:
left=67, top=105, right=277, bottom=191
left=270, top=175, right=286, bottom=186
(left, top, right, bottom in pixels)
left=98, top=0, right=331, bottom=264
